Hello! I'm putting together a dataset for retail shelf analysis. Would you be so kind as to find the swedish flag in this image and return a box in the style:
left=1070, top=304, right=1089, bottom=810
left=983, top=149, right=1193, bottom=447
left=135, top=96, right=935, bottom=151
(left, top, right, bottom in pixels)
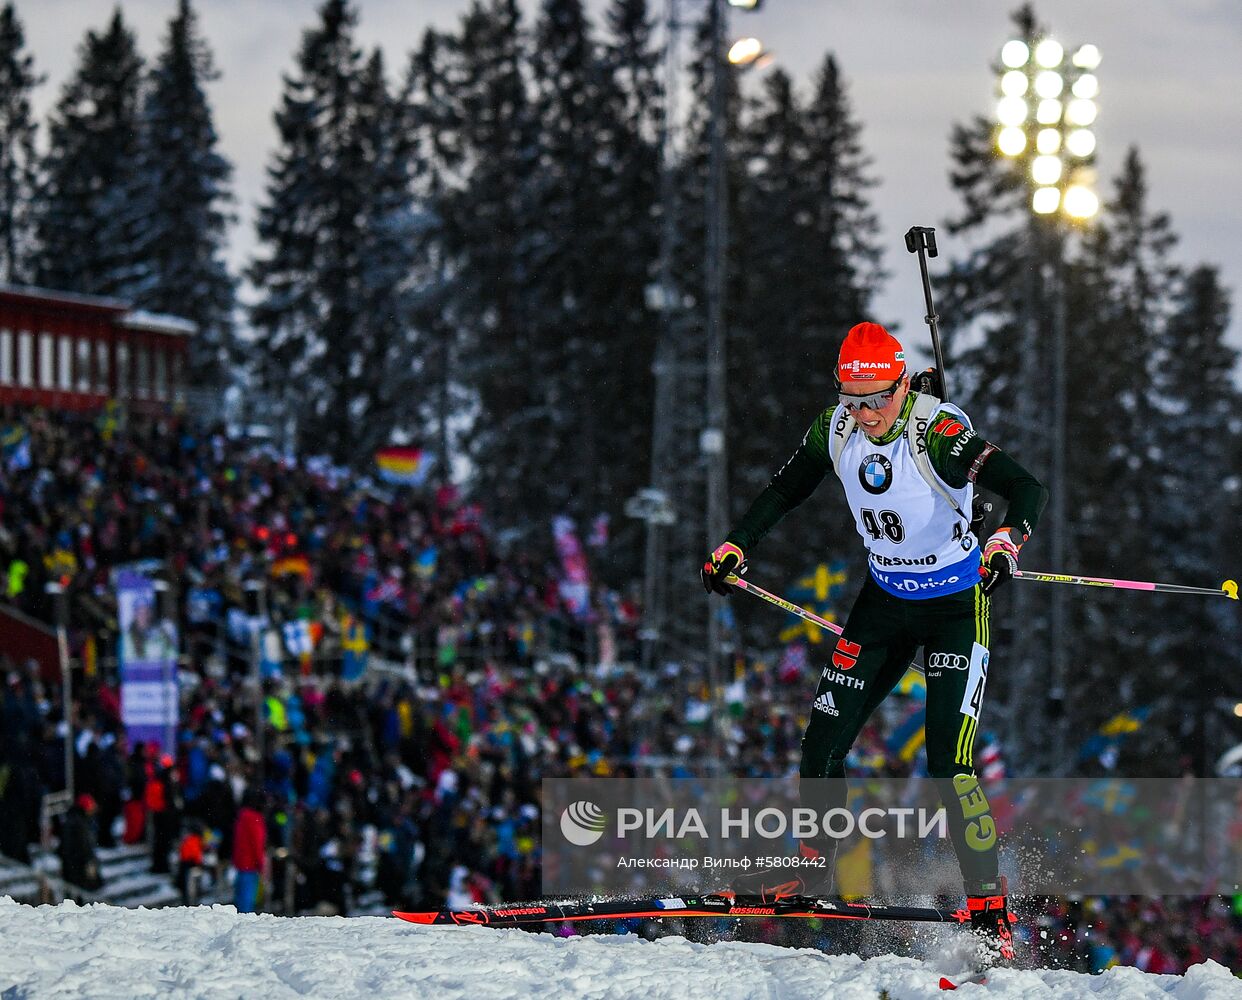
left=780, top=562, right=848, bottom=644
left=1077, top=706, right=1151, bottom=764
left=342, top=615, right=369, bottom=681
left=885, top=705, right=926, bottom=763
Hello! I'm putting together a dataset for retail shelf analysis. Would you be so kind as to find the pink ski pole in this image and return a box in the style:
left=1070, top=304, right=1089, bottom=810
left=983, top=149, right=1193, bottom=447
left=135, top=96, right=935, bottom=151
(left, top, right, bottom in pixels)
left=725, top=573, right=925, bottom=676
left=1014, top=571, right=1238, bottom=601
left=725, top=573, right=844, bottom=634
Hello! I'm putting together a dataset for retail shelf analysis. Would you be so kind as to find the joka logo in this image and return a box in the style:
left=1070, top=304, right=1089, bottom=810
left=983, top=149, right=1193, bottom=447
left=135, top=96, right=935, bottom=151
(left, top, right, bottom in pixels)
left=813, top=692, right=840, bottom=716
left=560, top=800, right=608, bottom=846
left=859, top=454, right=893, bottom=495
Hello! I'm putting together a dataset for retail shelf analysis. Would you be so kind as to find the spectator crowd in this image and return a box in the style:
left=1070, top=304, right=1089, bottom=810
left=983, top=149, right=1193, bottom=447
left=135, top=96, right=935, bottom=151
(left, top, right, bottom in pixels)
left=1, top=404, right=1238, bottom=977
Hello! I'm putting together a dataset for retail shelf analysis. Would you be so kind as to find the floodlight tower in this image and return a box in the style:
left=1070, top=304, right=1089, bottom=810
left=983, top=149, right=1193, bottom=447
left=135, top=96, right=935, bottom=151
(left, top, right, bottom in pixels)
left=994, top=29, right=1100, bottom=772
left=634, top=0, right=762, bottom=758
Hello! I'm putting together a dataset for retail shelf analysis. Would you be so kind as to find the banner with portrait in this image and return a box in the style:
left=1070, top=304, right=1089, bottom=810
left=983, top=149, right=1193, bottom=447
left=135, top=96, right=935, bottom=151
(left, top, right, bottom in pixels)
left=117, top=569, right=179, bottom=751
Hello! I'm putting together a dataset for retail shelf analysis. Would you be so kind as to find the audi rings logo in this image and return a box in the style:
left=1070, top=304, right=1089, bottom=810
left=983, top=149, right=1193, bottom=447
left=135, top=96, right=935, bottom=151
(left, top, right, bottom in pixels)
left=560, top=800, right=608, bottom=846
left=928, top=653, right=969, bottom=671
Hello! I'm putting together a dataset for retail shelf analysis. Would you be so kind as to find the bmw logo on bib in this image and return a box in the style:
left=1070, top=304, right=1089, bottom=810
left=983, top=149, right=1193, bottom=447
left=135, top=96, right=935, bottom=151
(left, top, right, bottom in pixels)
left=859, top=454, right=893, bottom=495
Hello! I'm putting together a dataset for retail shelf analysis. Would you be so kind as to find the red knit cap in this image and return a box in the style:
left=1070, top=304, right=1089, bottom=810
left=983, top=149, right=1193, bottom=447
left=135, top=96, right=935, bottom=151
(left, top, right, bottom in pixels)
left=837, top=323, right=905, bottom=382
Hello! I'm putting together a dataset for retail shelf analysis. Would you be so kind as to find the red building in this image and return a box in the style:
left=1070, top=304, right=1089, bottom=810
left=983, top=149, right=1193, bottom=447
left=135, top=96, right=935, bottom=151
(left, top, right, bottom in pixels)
left=0, top=283, right=194, bottom=413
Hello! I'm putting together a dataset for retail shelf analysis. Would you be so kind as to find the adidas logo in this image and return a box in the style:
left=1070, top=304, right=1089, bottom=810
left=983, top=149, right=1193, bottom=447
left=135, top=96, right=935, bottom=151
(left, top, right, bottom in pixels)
left=813, top=692, right=839, bottom=716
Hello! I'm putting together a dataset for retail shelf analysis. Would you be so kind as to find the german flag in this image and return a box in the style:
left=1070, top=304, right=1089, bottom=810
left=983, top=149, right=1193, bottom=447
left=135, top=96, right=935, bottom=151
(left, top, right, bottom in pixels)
left=375, top=447, right=427, bottom=486
left=271, top=555, right=312, bottom=580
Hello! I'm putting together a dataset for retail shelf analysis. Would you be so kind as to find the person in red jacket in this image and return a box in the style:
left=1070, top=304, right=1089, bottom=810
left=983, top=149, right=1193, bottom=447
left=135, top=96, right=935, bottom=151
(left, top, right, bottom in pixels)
left=177, top=820, right=206, bottom=905
left=232, top=790, right=266, bottom=914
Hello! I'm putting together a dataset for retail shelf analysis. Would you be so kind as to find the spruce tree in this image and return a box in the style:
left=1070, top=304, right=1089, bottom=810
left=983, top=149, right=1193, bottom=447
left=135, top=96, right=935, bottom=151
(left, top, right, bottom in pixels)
left=596, top=0, right=661, bottom=558
left=132, top=0, right=236, bottom=384
left=731, top=66, right=807, bottom=492
left=526, top=0, right=625, bottom=518
left=350, top=47, right=422, bottom=446
left=1145, top=266, right=1237, bottom=773
left=803, top=55, right=884, bottom=336
left=443, top=0, right=540, bottom=515
left=402, top=29, right=464, bottom=479
left=249, top=0, right=418, bottom=457
left=0, top=2, right=41, bottom=284
left=1063, top=149, right=1182, bottom=762
left=937, top=5, right=1065, bottom=764
left=34, top=8, right=145, bottom=296
left=722, top=57, right=883, bottom=601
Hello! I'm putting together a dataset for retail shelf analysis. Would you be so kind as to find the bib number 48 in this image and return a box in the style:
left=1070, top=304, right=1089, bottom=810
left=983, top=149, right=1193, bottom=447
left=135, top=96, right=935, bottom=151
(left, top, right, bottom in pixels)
left=861, top=508, right=905, bottom=544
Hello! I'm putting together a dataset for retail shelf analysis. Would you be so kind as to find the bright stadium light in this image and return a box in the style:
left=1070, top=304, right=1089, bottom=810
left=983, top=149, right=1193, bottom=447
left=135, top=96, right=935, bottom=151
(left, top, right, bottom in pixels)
left=1066, top=98, right=1097, bottom=126
left=1001, top=70, right=1029, bottom=97
left=1001, top=40, right=1029, bottom=68
left=1036, top=128, right=1062, bottom=155
left=997, top=96, right=1028, bottom=126
left=1032, top=187, right=1060, bottom=214
left=1065, top=128, right=1096, bottom=157
left=728, top=0, right=760, bottom=7
left=1063, top=185, right=1100, bottom=219
left=1036, top=99, right=1063, bottom=125
left=1071, top=74, right=1099, bottom=99
left=727, top=37, right=763, bottom=65
left=1032, top=155, right=1063, bottom=185
left=1035, top=39, right=1064, bottom=68
left=993, top=28, right=1098, bottom=225
left=997, top=126, right=1027, bottom=156
left=1034, top=70, right=1063, bottom=99
left=1073, top=44, right=1101, bottom=69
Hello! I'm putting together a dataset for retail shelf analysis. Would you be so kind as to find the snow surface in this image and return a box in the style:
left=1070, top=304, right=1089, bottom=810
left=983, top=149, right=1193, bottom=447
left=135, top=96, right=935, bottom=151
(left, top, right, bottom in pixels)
left=0, top=897, right=1239, bottom=1000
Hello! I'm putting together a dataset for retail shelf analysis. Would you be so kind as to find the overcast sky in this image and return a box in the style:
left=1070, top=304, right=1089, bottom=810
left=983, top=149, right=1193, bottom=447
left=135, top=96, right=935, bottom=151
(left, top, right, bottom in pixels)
left=18, top=0, right=1242, bottom=360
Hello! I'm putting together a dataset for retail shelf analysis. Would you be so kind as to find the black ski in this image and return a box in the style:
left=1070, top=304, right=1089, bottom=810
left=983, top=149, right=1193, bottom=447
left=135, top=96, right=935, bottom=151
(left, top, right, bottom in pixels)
left=395, top=892, right=970, bottom=928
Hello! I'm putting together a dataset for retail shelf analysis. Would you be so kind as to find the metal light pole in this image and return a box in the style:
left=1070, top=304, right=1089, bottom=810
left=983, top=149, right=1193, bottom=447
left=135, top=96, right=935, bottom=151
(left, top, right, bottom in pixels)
left=703, top=0, right=730, bottom=768
left=632, top=0, right=759, bottom=750
left=153, top=579, right=179, bottom=757
left=243, top=580, right=267, bottom=786
left=994, top=31, right=1100, bottom=772
left=45, top=581, right=73, bottom=797
left=628, top=0, right=687, bottom=674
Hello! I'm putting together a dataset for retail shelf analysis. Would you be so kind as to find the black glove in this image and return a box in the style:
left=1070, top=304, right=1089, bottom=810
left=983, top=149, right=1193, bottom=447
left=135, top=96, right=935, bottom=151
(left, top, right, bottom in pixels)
left=701, top=542, right=745, bottom=596
left=909, top=367, right=943, bottom=397
left=979, top=528, right=1019, bottom=597
left=969, top=497, right=993, bottom=546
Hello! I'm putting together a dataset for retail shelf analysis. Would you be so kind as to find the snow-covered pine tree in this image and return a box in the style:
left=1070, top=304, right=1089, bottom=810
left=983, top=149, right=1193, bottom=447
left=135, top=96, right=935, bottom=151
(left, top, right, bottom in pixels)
left=940, top=5, right=1045, bottom=445
left=402, top=28, right=465, bottom=482
left=442, top=0, right=541, bottom=515
left=132, top=0, right=236, bottom=385
left=1145, top=265, right=1237, bottom=775
left=248, top=0, right=418, bottom=457
left=730, top=66, right=807, bottom=499
left=34, top=8, right=145, bottom=297
left=349, top=47, right=423, bottom=452
left=802, top=55, right=884, bottom=340
left=937, top=5, right=1065, bottom=765
left=724, top=57, right=883, bottom=612
left=525, top=0, right=629, bottom=519
left=1065, top=149, right=1182, bottom=770
left=594, top=0, right=661, bottom=566
left=0, top=2, right=41, bottom=284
